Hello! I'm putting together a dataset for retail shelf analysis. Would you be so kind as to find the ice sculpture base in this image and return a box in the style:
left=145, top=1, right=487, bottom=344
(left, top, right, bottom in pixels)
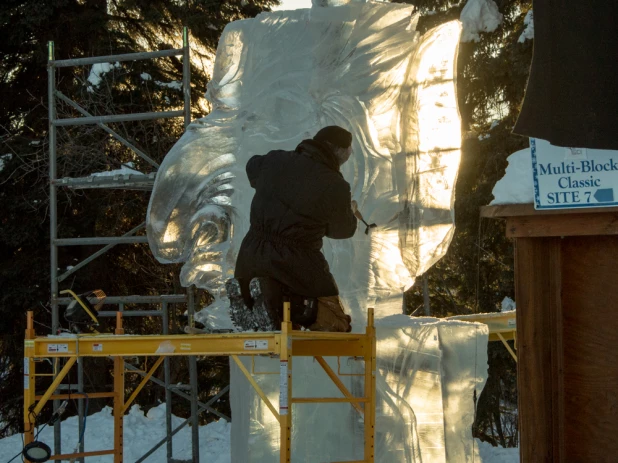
left=230, top=316, right=488, bottom=463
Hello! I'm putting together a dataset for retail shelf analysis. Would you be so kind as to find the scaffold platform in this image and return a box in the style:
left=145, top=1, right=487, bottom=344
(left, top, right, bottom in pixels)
left=23, top=303, right=377, bottom=463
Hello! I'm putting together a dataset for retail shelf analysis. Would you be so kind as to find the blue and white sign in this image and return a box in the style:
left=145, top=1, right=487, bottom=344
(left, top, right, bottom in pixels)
left=531, top=138, right=618, bottom=209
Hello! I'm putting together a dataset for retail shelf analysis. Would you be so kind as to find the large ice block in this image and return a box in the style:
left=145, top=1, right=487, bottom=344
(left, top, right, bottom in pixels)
left=230, top=316, right=488, bottom=462
left=146, top=2, right=462, bottom=326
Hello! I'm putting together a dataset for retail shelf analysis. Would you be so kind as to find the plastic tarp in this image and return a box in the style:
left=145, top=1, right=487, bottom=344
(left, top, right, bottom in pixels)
left=230, top=316, right=488, bottom=462
left=146, top=2, right=462, bottom=327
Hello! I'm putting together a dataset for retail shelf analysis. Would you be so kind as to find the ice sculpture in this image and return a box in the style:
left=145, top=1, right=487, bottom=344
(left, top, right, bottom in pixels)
left=146, top=2, right=474, bottom=462
left=146, top=2, right=463, bottom=327
left=230, top=318, right=488, bottom=462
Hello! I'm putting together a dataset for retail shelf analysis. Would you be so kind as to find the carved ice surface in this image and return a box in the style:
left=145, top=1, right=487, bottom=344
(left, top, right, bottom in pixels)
left=146, top=2, right=475, bottom=461
left=147, top=2, right=462, bottom=327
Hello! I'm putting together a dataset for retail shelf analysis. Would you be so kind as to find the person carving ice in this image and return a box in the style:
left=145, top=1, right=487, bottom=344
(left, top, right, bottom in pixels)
left=225, top=126, right=358, bottom=332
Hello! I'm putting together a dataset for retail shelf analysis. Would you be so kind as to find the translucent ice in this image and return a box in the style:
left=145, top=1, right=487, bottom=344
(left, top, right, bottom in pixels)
left=230, top=317, right=488, bottom=462
left=147, top=3, right=462, bottom=326
left=147, top=3, right=472, bottom=462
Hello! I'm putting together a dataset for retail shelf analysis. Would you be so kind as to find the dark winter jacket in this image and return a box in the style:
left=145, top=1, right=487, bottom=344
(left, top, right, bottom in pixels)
left=234, top=139, right=357, bottom=298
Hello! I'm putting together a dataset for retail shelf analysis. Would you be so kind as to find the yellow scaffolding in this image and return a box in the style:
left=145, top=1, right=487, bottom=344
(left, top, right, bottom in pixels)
left=23, top=303, right=376, bottom=463
left=449, top=311, right=517, bottom=361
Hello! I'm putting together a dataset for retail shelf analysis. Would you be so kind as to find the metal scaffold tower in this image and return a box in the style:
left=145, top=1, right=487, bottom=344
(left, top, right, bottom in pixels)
left=43, top=27, right=216, bottom=462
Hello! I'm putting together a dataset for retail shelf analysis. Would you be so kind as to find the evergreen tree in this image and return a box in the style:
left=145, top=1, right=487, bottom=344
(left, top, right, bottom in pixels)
left=402, top=0, right=533, bottom=447
left=403, top=0, right=532, bottom=317
left=2, top=0, right=530, bottom=446
left=0, top=0, right=277, bottom=437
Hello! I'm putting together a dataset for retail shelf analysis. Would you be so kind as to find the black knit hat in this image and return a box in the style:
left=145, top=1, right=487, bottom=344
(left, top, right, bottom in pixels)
left=313, top=126, right=352, bottom=149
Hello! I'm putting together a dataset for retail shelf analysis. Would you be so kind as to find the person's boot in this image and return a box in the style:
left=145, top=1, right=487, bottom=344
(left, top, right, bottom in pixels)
left=226, top=278, right=257, bottom=331
left=290, top=296, right=319, bottom=328
left=249, top=278, right=281, bottom=331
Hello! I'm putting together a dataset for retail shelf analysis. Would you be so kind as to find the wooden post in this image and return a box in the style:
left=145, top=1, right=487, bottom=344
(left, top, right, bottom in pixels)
left=279, top=301, right=292, bottom=463
left=482, top=204, right=618, bottom=462
left=115, top=311, right=125, bottom=335
left=114, top=312, right=125, bottom=463
left=514, top=237, right=562, bottom=461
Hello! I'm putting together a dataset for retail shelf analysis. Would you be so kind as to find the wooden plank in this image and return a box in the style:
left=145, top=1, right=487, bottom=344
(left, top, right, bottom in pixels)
left=561, top=236, right=618, bottom=462
left=514, top=237, right=561, bottom=462
left=506, top=212, right=618, bottom=238
left=548, top=239, right=564, bottom=463
left=481, top=203, right=618, bottom=218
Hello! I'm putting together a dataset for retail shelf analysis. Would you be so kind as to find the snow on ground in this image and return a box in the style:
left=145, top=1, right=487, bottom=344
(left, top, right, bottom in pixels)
left=478, top=439, right=519, bottom=463
left=460, top=0, right=503, bottom=42
left=0, top=403, right=517, bottom=462
left=0, top=404, right=519, bottom=463
left=0, top=404, right=230, bottom=463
